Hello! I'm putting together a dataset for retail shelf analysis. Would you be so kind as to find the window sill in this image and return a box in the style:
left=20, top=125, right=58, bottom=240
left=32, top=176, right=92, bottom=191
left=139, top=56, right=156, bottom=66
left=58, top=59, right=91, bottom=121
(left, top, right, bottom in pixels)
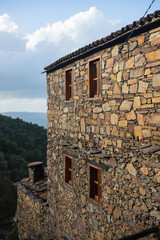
left=89, top=198, right=103, bottom=209
left=63, top=183, right=74, bottom=191
left=64, top=100, right=74, bottom=103
left=87, top=97, right=102, bottom=101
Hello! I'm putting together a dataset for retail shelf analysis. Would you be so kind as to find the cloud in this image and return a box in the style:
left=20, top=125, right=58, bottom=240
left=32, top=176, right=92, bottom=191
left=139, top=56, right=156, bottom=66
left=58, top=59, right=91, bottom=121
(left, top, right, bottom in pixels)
left=0, top=97, right=47, bottom=113
left=0, top=13, right=26, bottom=52
left=25, top=7, right=121, bottom=51
left=0, top=7, right=121, bottom=112
left=0, top=13, right=18, bottom=32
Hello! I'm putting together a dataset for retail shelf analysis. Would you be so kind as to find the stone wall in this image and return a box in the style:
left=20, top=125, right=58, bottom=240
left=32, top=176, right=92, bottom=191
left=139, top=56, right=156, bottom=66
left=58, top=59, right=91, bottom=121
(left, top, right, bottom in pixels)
left=17, top=187, right=49, bottom=240
left=47, top=26, right=160, bottom=239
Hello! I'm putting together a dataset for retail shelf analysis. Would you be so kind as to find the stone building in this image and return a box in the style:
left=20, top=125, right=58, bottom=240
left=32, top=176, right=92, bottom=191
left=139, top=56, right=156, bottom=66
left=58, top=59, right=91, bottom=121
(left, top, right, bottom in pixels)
left=16, top=162, right=49, bottom=240
left=44, top=10, right=160, bottom=240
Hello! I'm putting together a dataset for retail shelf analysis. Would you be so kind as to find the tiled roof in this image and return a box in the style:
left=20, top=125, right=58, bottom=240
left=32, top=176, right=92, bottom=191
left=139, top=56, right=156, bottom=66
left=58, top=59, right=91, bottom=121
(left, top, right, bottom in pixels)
left=27, top=161, right=43, bottom=167
left=44, top=10, right=160, bottom=72
left=16, top=170, right=48, bottom=203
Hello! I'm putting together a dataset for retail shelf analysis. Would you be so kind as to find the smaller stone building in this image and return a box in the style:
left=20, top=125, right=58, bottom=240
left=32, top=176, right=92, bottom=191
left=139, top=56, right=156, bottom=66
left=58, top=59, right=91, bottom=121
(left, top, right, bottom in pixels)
left=16, top=162, right=49, bottom=240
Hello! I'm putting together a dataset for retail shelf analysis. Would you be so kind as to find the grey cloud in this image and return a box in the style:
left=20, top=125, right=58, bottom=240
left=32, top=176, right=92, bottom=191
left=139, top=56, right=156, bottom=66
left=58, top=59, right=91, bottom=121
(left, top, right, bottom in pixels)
left=0, top=7, right=122, bottom=101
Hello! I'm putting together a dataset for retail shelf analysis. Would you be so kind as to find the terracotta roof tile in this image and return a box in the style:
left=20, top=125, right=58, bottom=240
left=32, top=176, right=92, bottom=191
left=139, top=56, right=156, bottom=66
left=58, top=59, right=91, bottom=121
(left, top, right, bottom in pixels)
left=27, top=161, right=43, bottom=167
left=19, top=173, right=48, bottom=202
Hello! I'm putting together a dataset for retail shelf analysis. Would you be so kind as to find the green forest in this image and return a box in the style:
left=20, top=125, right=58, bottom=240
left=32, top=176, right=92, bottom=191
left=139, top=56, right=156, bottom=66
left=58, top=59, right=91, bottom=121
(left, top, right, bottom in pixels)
left=0, top=114, right=47, bottom=239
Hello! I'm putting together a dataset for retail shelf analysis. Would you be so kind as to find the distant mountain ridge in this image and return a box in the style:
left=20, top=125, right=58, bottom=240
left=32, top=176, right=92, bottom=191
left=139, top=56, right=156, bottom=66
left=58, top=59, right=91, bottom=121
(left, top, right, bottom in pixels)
left=2, top=112, right=47, bottom=128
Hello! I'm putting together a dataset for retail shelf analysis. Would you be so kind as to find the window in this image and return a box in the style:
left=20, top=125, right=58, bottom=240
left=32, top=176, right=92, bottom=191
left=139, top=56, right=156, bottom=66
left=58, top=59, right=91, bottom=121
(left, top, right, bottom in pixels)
left=89, top=58, right=100, bottom=98
left=89, top=165, right=102, bottom=203
left=65, top=155, right=73, bottom=186
left=65, top=68, right=73, bottom=101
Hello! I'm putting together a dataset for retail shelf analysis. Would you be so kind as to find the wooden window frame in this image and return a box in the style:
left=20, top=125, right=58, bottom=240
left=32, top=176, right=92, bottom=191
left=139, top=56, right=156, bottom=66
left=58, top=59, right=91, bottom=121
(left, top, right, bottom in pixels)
left=64, top=155, right=73, bottom=187
left=65, top=68, right=73, bottom=101
left=89, top=164, right=102, bottom=204
left=89, top=57, right=101, bottom=98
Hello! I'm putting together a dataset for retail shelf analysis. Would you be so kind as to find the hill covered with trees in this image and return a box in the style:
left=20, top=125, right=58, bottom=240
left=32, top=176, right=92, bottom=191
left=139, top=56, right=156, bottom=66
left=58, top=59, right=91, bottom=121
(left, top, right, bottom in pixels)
left=0, top=114, right=47, bottom=182
left=0, top=114, right=47, bottom=238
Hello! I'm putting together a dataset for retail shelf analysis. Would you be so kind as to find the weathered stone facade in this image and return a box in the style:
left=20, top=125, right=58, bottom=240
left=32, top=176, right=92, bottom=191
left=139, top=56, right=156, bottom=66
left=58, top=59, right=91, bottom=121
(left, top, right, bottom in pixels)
left=17, top=187, right=48, bottom=240
left=45, top=13, right=160, bottom=240
left=16, top=163, right=49, bottom=240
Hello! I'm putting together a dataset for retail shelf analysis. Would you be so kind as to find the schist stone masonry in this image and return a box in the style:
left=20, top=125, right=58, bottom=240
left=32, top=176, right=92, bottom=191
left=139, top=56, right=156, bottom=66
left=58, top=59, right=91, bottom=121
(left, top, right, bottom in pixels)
left=17, top=10, right=160, bottom=240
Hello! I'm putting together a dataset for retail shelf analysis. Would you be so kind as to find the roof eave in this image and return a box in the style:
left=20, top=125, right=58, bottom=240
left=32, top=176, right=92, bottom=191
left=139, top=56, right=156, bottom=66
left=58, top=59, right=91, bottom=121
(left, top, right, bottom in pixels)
left=44, top=17, right=160, bottom=73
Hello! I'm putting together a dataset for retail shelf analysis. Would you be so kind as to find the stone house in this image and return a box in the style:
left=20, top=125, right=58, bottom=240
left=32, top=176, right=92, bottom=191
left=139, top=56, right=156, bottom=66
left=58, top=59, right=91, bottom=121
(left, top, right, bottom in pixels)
left=44, top=10, right=160, bottom=240
left=16, top=162, right=49, bottom=240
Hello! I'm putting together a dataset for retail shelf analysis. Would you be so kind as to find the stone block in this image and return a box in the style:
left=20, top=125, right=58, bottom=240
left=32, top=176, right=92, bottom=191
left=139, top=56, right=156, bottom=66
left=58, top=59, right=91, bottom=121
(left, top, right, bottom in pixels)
left=146, top=49, right=160, bottom=62
left=81, top=118, right=85, bottom=132
left=108, top=204, right=113, bottom=215
left=118, top=61, right=124, bottom=71
left=139, top=187, right=146, bottom=196
left=111, top=126, right=119, bottom=136
left=154, top=174, right=160, bottom=184
left=130, top=67, right=144, bottom=78
left=133, top=96, right=141, bottom=109
left=113, top=82, right=121, bottom=95
left=123, top=71, right=129, bottom=80
left=111, top=74, right=116, bottom=81
left=112, top=45, right=118, bottom=56
left=109, top=100, right=116, bottom=106
left=152, top=74, right=160, bottom=87
left=150, top=210, right=160, bottom=220
left=137, top=114, right=144, bottom=125
left=144, top=113, right=160, bottom=125
left=120, top=100, right=132, bottom=111
left=145, top=68, right=151, bottom=75
left=142, top=129, right=151, bottom=138
left=99, top=113, right=104, bottom=120
left=152, top=97, right=160, bottom=103
left=138, top=36, right=144, bottom=46
left=113, top=62, right=118, bottom=73
left=128, top=79, right=137, bottom=85
left=117, top=139, right=122, bottom=148
left=117, top=71, right=122, bottom=82
left=111, top=113, right=119, bottom=125
left=81, top=194, right=86, bottom=204
left=64, top=107, right=68, bottom=113
left=113, top=207, right=121, bottom=219
left=96, top=231, right=102, bottom=240
left=140, top=167, right=148, bottom=175
left=126, top=163, right=137, bottom=176
left=93, top=107, right=102, bottom=113
left=125, top=57, right=134, bottom=69
left=102, top=84, right=110, bottom=90
left=122, top=83, right=129, bottom=94
left=126, top=110, right=136, bottom=120
left=106, top=58, right=114, bottom=68
left=150, top=32, right=160, bottom=46
left=134, top=126, right=143, bottom=140
left=138, top=81, right=148, bottom=93
left=102, top=102, right=111, bottom=112
left=119, top=120, right=127, bottom=127
left=140, top=104, right=154, bottom=109
left=130, top=84, right=137, bottom=93
left=135, top=55, right=145, bottom=67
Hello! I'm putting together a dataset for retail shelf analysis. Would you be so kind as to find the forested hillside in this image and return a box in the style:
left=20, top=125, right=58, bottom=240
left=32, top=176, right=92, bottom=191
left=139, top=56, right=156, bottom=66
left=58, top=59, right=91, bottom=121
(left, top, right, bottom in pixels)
left=0, top=114, right=47, bottom=238
left=0, top=114, right=47, bottom=182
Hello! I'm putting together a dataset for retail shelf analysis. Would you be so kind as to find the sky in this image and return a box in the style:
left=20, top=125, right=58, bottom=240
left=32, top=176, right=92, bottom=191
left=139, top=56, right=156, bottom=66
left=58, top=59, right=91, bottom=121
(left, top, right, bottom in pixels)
left=0, top=0, right=159, bottom=113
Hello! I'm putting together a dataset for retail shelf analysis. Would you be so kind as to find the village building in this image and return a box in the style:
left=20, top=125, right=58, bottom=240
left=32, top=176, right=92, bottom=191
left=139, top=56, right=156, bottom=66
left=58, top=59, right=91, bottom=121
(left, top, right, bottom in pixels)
left=17, top=10, right=160, bottom=240
left=44, top=10, right=160, bottom=240
left=16, top=162, right=49, bottom=240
